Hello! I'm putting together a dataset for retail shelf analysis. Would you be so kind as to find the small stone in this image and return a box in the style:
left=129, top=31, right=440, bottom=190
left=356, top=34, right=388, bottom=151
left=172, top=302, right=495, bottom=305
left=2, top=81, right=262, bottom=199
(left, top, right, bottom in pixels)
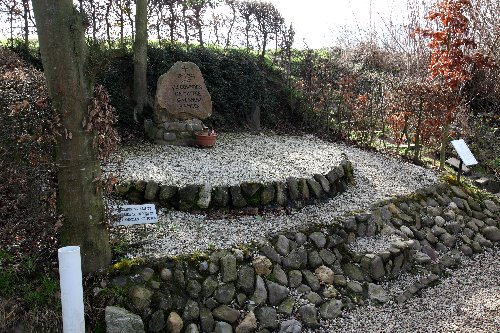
left=166, top=312, right=184, bottom=333
left=252, top=256, right=272, bottom=276
left=461, top=244, right=473, bottom=256
left=276, top=235, right=290, bottom=256
left=296, top=284, right=312, bottom=294
left=272, top=264, right=288, bottom=286
left=333, top=274, right=347, bottom=286
left=255, top=307, right=278, bottom=330
left=288, top=270, right=302, bottom=288
left=308, top=250, right=323, bottom=268
left=144, top=181, right=159, bottom=201
left=260, top=245, right=281, bottom=263
left=309, top=232, right=327, bottom=248
left=319, top=249, right=336, bottom=265
left=129, top=286, right=153, bottom=311
left=435, top=216, right=446, bottom=226
left=200, top=307, right=215, bottom=333
left=235, top=312, right=257, bottom=333
left=252, top=276, right=267, bottom=305
left=237, top=266, right=255, bottom=295
left=347, top=281, right=363, bottom=294
left=298, top=305, right=319, bottom=328
left=203, top=276, right=218, bottom=298
left=183, top=299, right=200, bottom=321
left=215, top=283, right=236, bottom=305
left=283, top=248, right=308, bottom=269
left=278, top=297, right=295, bottom=316
left=413, top=252, right=432, bottom=265
left=185, top=323, right=199, bottom=333
left=279, top=319, right=302, bottom=333
left=214, top=321, right=233, bottom=333
left=315, top=265, right=334, bottom=284
left=266, top=280, right=289, bottom=306
left=302, top=270, right=320, bottom=291
left=106, top=306, right=145, bottom=333
left=212, top=305, right=240, bottom=324
left=322, top=285, right=338, bottom=298
left=483, top=200, right=498, bottom=213
left=320, top=299, right=343, bottom=319
left=187, top=280, right=202, bottom=298
left=367, top=283, right=389, bottom=303
left=482, top=226, right=500, bottom=242
left=305, top=292, right=322, bottom=305
left=221, top=255, right=237, bottom=282
left=197, top=183, right=212, bottom=209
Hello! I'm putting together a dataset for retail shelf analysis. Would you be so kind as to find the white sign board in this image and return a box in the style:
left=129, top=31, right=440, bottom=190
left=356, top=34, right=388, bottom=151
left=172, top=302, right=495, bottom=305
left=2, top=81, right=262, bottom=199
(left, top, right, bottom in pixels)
left=114, top=204, right=158, bottom=226
left=451, top=139, right=478, bottom=166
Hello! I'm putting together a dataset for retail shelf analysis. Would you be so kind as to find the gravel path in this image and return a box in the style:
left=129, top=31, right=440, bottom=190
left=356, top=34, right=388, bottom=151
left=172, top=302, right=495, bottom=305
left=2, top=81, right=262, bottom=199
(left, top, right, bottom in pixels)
left=311, top=248, right=500, bottom=333
left=108, top=133, right=438, bottom=258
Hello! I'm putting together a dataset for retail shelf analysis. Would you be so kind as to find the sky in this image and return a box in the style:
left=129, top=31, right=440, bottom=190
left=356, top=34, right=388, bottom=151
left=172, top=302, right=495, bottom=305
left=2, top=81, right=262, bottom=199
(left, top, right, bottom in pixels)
left=0, top=0, right=410, bottom=49
left=269, top=0, right=408, bottom=48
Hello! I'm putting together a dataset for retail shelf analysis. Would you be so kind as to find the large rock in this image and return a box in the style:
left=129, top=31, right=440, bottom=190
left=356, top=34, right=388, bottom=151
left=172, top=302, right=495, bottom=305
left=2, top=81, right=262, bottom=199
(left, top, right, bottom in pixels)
left=155, top=62, right=212, bottom=122
left=105, top=306, right=145, bottom=333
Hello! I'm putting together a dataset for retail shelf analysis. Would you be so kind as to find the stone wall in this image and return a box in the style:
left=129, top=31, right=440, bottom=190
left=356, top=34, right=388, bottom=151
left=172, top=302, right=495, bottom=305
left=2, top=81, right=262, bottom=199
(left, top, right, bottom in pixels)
left=112, top=160, right=354, bottom=212
left=100, top=182, right=499, bottom=332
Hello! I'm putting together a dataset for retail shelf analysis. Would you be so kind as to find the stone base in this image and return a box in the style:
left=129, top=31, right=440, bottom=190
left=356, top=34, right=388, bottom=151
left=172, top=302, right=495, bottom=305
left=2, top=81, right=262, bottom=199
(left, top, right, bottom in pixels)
left=145, top=118, right=205, bottom=146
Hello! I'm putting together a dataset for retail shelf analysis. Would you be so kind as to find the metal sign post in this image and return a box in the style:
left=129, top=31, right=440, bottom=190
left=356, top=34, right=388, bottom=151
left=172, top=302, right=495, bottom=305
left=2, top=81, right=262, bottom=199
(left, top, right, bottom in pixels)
left=451, top=139, right=478, bottom=183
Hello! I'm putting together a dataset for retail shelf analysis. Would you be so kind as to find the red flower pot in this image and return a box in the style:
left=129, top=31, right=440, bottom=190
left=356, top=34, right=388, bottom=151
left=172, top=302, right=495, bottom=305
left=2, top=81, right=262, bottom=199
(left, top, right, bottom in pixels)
left=195, top=132, right=217, bottom=148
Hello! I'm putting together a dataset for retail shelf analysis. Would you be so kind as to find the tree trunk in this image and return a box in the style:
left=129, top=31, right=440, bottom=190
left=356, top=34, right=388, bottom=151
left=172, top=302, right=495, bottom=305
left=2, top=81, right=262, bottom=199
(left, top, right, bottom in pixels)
left=22, top=0, right=30, bottom=48
left=439, top=123, right=450, bottom=170
left=32, top=0, right=111, bottom=274
left=134, top=0, right=148, bottom=123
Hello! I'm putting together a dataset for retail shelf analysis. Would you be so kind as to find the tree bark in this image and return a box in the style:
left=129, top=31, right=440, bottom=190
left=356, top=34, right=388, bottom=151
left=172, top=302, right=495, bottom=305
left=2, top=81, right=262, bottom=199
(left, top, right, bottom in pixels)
left=133, top=0, right=148, bottom=123
left=32, top=0, right=111, bottom=273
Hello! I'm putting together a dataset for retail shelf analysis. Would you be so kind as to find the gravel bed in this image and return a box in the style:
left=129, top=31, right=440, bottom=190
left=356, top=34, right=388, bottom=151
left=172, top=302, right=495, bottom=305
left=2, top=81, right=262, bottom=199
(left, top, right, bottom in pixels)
left=108, top=133, right=438, bottom=258
left=347, top=235, right=402, bottom=254
left=310, top=247, right=500, bottom=333
left=103, top=133, right=346, bottom=186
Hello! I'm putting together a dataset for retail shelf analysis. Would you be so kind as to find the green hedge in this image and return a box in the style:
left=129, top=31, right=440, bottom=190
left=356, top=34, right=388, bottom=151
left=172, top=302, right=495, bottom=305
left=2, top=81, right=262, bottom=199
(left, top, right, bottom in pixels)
left=97, top=43, right=296, bottom=130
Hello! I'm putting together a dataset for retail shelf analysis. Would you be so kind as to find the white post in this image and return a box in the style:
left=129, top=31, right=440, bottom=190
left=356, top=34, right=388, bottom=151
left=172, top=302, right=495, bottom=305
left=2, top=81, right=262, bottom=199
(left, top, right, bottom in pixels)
left=58, top=246, right=85, bottom=333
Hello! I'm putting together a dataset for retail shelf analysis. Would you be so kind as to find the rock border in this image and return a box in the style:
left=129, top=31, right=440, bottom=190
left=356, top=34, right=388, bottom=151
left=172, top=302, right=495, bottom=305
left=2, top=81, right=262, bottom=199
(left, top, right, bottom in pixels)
left=112, top=159, right=354, bottom=212
left=101, top=182, right=499, bottom=333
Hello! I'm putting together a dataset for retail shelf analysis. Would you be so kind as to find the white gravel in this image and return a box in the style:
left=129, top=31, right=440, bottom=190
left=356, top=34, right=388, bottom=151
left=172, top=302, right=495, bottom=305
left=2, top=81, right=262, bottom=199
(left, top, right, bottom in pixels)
left=347, top=235, right=402, bottom=255
left=312, top=247, right=500, bottom=333
left=107, top=133, right=438, bottom=258
left=104, top=133, right=347, bottom=186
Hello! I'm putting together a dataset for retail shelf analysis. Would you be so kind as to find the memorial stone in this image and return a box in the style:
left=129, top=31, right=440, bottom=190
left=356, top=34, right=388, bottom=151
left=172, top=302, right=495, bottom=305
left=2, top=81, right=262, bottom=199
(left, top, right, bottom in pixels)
left=146, top=61, right=212, bottom=146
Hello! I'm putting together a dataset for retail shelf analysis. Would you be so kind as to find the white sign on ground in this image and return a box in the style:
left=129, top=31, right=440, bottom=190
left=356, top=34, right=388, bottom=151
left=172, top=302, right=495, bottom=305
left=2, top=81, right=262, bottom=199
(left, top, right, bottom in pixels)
left=451, top=139, right=478, bottom=166
left=114, top=204, right=158, bottom=226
